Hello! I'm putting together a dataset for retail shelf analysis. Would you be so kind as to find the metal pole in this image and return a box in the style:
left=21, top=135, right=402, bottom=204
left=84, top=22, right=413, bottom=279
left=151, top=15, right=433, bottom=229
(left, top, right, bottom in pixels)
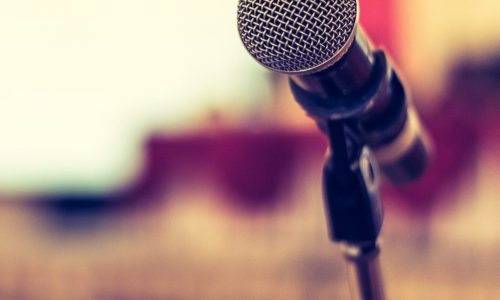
left=342, top=243, right=386, bottom=300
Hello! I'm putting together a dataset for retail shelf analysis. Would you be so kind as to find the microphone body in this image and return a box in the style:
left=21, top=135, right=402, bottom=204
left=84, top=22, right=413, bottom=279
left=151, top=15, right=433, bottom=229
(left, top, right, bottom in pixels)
left=237, top=0, right=431, bottom=183
left=290, top=30, right=430, bottom=183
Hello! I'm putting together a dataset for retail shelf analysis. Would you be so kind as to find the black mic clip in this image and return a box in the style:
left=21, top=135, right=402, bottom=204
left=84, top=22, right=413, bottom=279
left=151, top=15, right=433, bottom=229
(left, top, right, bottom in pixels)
left=323, top=120, right=384, bottom=245
left=290, top=50, right=416, bottom=243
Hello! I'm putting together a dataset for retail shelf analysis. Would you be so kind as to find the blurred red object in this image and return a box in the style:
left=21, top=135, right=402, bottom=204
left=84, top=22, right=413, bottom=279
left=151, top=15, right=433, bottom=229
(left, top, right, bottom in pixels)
left=359, top=0, right=397, bottom=56
left=143, top=130, right=326, bottom=213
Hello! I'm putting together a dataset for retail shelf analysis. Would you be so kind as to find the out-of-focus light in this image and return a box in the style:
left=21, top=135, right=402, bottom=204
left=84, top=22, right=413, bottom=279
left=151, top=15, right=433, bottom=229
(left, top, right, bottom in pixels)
left=0, top=0, right=269, bottom=194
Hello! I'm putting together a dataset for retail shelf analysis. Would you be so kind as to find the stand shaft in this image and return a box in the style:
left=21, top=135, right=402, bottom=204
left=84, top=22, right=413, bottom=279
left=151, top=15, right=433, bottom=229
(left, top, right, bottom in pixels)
left=343, top=244, right=386, bottom=300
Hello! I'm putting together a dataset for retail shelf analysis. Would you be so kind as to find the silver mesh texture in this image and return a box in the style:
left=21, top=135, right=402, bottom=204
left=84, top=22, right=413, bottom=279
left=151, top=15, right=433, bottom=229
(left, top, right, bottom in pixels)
left=237, top=0, right=358, bottom=74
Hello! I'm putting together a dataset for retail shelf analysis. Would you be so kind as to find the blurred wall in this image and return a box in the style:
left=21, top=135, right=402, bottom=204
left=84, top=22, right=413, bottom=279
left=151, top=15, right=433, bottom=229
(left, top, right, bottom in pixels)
left=401, top=0, right=500, bottom=100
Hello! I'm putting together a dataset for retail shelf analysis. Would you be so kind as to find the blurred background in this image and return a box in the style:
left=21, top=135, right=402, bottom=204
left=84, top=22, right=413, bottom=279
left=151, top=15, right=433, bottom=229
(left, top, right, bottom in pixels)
left=0, top=0, right=500, bottom=299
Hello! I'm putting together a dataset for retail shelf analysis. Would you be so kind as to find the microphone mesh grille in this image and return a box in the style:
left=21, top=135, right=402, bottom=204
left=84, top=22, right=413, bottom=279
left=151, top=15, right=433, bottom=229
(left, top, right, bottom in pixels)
left=237, top=0, right=357, bottom=73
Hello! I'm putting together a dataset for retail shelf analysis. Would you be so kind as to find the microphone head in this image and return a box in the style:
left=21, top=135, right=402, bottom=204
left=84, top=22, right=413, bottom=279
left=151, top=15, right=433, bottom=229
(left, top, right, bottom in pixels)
left=237, top=0, right=359, bottom=75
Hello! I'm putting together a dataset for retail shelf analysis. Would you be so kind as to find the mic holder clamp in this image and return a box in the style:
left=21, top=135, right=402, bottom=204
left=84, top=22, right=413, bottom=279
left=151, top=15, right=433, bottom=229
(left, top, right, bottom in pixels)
left=322, top=120, right=383, bottom=245
left=293, top=52, right=388, bottom=243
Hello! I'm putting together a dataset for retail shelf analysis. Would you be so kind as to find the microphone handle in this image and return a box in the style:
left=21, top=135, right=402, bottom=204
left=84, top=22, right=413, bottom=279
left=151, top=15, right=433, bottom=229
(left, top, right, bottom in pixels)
left=289, top=29, right=431, bottom=183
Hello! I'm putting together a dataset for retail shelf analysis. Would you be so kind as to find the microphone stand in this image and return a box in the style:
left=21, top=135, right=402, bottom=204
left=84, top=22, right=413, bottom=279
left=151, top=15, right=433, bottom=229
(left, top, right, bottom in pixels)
left=322, top=120, right=386, bottom=300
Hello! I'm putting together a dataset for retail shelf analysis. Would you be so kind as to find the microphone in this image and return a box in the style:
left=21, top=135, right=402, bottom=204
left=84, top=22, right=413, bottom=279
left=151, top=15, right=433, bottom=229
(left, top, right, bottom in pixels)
left=237, top=0, right=431, bottom=183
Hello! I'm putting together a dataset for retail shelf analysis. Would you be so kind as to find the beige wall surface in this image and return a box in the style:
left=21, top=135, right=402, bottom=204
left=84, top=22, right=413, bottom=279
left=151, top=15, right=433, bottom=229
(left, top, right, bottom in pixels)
left=400, top=0, right=500, bottom=98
